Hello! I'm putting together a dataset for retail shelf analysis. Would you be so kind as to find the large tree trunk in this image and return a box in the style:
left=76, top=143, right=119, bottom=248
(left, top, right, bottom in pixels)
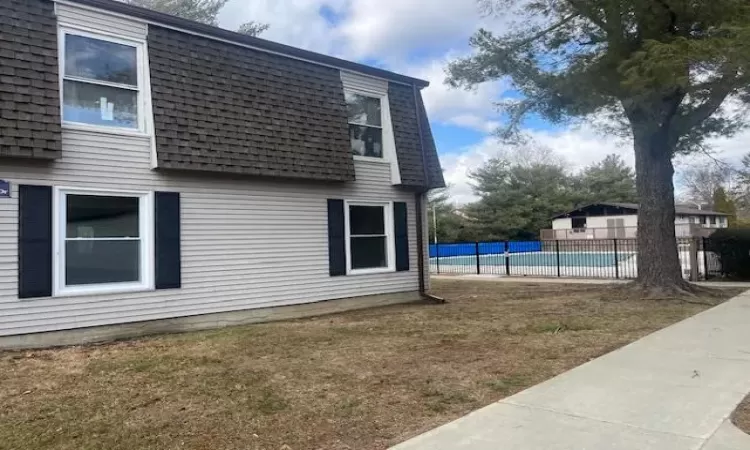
left=632, top=126, right=691, bottom=293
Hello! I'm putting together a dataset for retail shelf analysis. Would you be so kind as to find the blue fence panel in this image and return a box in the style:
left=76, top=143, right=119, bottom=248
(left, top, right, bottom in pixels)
left=509, top=241, right=542, bottom=253
left=429, top=241, right=542, bottom=257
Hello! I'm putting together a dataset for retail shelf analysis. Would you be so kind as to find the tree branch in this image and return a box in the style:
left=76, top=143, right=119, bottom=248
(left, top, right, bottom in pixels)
left=511, top=13, right=579, bottom=51
left=677, top=75, right=740, bottom=134
left=565, top=0, right=607, bottom=31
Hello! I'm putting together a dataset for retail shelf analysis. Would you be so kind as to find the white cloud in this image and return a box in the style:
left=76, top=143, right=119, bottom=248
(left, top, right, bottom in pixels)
left=441, top=122, right=750, bottom=206
left=337, top=0, right=483, bottom=59
left=446, top=115, right=501, bottom=133
left=218, top=0, right=499, bottom=62
left=397, top=55, right=510, bottom=131
left=219, top=0, right=349, bottom=55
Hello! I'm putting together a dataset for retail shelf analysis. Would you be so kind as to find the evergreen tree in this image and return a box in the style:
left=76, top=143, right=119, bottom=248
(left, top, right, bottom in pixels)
left=576, top=154, right=637, bottom=204
left=447, top=0, right=750, bottom=294
left=466, top=159, right=574, bottom=240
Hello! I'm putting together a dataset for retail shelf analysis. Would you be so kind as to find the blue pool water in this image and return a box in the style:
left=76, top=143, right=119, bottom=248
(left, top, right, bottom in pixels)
left=431, top=252, right=634, bottom=268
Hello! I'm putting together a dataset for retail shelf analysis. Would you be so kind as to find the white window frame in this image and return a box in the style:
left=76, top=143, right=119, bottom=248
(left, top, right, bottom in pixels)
left=344, top=200, right=396, bottom=275
left=345, top=89, right=387, bottom=160
left=53, top=187, right=155, bottom=297
left=340, top=71, right=401, bottom=184
left=58, top=26, right=149, bottom=136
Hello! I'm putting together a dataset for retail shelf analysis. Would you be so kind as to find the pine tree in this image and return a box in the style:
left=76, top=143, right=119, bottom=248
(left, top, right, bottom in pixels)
left=447, top=0, right=750, bottom=295
left=576, top=154, right=637, bottom=204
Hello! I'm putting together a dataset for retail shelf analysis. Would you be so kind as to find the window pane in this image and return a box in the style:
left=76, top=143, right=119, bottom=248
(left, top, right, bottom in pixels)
left=349, top=205, right=385, bottom=235
left=66, top=240, right=140, bottom=285
left=67, top=195, right=139, bottom=238
left=345, top=92, right=381, bottom=127
left=63, top=80, right=138, bottom=128
left=349, top=124, right=383, bottom=158
left=351, top=236, right=387, bottom=269
left=65, top=34, right=137, bottom=85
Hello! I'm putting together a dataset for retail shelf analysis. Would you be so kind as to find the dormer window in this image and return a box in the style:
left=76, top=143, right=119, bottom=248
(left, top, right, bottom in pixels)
left=59, top=28, right=146, bottom=133
left=345, top=91, right=383, bottom=158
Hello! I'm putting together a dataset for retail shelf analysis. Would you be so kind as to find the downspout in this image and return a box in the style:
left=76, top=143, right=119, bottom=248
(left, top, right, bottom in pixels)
left=413, top=84, right=444, bottom=303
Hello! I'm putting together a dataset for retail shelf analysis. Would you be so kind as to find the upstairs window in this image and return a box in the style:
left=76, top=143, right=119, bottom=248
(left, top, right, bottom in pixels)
left=345, top=91, right=383, bottom=158
left=60, top=30, right=143, bottom=131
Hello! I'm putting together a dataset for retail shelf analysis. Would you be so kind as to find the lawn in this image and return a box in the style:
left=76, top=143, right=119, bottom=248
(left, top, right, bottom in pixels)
left=0, top=280, right=742, bottom=450
left=735, top=395, right=750, bottom=436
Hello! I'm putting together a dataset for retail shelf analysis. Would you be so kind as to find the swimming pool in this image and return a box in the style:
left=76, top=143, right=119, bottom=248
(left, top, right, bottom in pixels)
left=431, top=251, right=635, bottom=268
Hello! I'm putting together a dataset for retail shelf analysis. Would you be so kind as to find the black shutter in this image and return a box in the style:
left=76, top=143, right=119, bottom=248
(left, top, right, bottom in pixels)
left=327, top=199, right=346, bottom=276
left=155, top=191, right=181, bottom=289
left=394, top=202, right=409, bottom=272
left=18, top=185, right=53, bottom=298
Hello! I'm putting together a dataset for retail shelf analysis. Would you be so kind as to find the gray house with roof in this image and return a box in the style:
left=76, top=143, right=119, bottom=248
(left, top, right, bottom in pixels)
left=543, top=202, right=728, bottom=240
left=0, top=0, right=444, bottom=348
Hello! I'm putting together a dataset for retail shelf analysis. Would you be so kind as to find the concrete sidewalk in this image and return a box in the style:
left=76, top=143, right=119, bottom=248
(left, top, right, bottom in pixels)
left=391, top=289, right=750, bottom=450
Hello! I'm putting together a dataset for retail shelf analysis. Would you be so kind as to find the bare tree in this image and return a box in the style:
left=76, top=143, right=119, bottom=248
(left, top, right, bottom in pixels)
left=678, top=163, right=733, bottom=209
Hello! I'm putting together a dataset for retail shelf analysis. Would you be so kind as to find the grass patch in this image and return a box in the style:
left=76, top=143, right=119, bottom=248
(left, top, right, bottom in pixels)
left=0, top=280, right=742, bottom=450
left=733, top=394, right=750, bottom=435
left=486, top=374, right=531, bottom=394
left=530, top=319, right=599, bottom=334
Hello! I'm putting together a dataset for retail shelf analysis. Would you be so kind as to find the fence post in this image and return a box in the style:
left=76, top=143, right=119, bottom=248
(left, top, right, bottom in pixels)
left=689, top=237, right=699, bottom=282
left=613, top=239, right=619, bottom=279
left=435, top=242, right=440, bottom=274
left=555, top=240, right=561, bottom=277
left=475, top=241, right=481, bottom=275
left=702, top=237, right=709, bottom=280
left=504, top=240, right=511, bottom=276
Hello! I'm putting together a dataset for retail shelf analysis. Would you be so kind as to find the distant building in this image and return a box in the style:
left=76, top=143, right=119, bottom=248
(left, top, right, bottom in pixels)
left=541, top=202, right=728, bottom=240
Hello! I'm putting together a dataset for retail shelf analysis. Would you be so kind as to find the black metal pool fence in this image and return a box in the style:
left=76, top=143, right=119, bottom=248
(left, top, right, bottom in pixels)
left=429, top=238, right=722, bottom=280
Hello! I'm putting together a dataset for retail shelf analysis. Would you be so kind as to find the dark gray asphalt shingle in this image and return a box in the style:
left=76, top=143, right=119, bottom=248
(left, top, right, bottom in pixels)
left=147, top=25, right=356, bottom=182
left=0, top=0, right=61, bottom=160
left=389, top=83, right=445, bottom=190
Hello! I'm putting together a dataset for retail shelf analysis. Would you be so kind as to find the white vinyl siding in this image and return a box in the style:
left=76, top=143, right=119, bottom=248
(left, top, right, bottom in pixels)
left=340, top=71, right=389, bottom=95
left=0, top=1, right=422, bottom=338
left=54, top=2, right=148, bottom=40
left=0, top=130, right=420, bottom=337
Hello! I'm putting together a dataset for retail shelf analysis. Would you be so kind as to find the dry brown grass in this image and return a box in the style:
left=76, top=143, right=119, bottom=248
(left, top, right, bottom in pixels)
left=734, top=395, right=750, bottom=435
left=0, top=280, right=742, bottom=450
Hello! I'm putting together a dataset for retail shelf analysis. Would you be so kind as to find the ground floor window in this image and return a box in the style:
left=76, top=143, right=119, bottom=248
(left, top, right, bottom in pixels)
left=55, top=189, right=153, bottom=296
left=345, top=201, right=395, bottom=274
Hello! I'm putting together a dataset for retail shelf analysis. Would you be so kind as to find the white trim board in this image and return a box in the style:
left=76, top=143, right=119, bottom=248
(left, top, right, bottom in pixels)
left=341, top=72, right=402, bottom=185
left=344, top=200, right=397, bottom=276
left=52, top=186, right=155, bottom=298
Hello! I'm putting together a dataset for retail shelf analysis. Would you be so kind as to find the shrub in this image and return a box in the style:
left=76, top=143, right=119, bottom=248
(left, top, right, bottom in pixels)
left=706, top=228, right=750, bottom=280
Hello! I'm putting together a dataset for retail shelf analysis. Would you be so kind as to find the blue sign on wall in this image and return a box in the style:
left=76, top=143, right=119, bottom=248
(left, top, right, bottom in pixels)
left=0, top=180, right=9, bottom=198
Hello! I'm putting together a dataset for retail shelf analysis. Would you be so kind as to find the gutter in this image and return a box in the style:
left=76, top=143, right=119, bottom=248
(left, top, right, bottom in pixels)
left=413, top=84, right=444, bottom=303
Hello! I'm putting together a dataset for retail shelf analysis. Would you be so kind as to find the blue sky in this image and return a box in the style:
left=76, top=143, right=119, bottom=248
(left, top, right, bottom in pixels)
left=217, top=0, right=748, bottom=204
